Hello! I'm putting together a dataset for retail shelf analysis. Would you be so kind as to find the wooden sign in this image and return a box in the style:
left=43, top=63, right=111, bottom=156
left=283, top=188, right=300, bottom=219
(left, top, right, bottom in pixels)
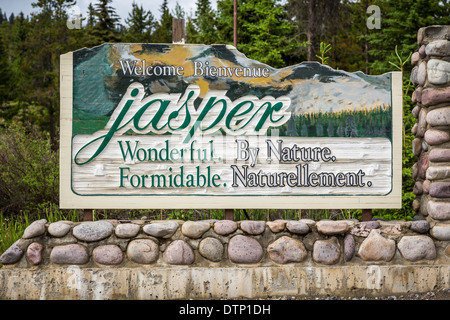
left=60, top=44, right=402, bottom=209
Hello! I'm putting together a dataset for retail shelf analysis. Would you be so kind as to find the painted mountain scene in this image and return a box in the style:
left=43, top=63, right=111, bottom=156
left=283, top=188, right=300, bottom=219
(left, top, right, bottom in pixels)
left=72, top=43, right=392, bottom=140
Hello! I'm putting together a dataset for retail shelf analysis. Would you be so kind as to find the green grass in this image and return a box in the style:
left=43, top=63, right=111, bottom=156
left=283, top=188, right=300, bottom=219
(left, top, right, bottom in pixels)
left=0, top=211, right=29, bottom=256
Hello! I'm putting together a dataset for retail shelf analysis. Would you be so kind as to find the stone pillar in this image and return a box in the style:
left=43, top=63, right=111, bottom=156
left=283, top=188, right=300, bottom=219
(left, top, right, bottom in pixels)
left=411, top=26, right=450, bottom=233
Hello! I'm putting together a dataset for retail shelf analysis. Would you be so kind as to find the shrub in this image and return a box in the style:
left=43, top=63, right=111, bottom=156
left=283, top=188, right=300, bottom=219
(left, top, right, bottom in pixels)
left=0, top=123, right=59, bottom=216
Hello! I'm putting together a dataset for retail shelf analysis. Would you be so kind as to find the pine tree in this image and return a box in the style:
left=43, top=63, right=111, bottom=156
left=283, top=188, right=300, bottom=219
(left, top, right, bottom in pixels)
left=91, top=0, right=121, bottom=44
left=86, top=3, right=96, bottom=27
left=217, top=0, right=296, bottom=68
left=0, top=33, right=11, bottom=105
left=216, top=0, right=234, bottom=43
left=18, top=0, right=75, bottom=147
left=5, top=12, right=30, bottom=118
left=186, top=15, right=199, bottom=43
left=189, top=0, right=217, bottom=44
left=153, top=0, right=173, bottom=43
left=123, top=2, right=155, bottom=42
left=367, top=0, right=450, bottom=74
left=287, top=0, right=341, bottom=62
left=173, top=1, right=185, bottom=19
left=333, top=1, right=369, bottom=72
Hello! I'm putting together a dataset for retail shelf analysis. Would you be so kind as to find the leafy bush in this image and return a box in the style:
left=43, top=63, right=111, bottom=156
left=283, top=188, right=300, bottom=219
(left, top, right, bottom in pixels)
left=0, top=123, right=59, bottom=216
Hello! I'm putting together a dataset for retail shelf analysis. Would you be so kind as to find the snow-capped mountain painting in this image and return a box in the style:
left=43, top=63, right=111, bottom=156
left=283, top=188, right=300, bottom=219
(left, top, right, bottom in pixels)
left=72, top=43, right=392, bottom=139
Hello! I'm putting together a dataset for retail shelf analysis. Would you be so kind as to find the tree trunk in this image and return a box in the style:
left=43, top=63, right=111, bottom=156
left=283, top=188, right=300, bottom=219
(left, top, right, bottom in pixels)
left=307, top=0, right=317, bottom=61
left=364, top=0, right=369, bottom=74
left=49, top=96, right=57, bottom=151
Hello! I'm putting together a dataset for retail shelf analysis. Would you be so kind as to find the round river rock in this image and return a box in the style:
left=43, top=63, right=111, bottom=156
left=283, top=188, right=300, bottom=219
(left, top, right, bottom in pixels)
left=267, top=236, right=307, bottom=264
left=93, top=245, right=123, bottom=265
left=26, top=242, right=44, bottom=265
left=240, top=221, right=265, bottom=235
left=127, top=239, right=159, bottom=264
left=23, top=219, right=47, bottom=239
left=228, top=235, right=263, bottom=264
left=286, top=221, right=309, bottom=234
left=0, top=241, right=23, bottom=265
left=312, top=237, right=341, bottom=265
left=316, top=220, right=349, bottom=235
left=115, top=223, right=140, bottom=238
left=163, top=240, right=195, bottom=265
left=398, top=236, right=436, bottom=262
left=344, top=234, right=355, bottom=262
left=48, top=221, right=71, bottom=237
left=358, top=230, right=396, bottom=262
left=199, top=237, right=224, bottom=262
left=410, top=220, right=430, bottom=233
left=72, top=221, right=113, bottom=242
left=143, top=221, right=178, bottom=238
left=214, top=220, right=238, bottom=235
left=50, top=244, right=89, bottom=265
left=181, top=221, right=210, bottom=238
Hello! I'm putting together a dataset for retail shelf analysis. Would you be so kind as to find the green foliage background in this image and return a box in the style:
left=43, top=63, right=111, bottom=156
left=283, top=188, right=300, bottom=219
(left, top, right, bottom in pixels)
left=0, top=0, right=449, bottom=221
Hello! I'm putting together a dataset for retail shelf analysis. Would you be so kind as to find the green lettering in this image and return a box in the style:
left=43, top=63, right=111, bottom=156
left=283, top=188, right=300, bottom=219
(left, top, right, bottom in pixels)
left=167, top=90, right=194, bottom=130
left=75, top=88, right=139, bottom=165
left=151, top=174, right=166, bottom=187
left=119, top=167, right=130, bottom=187
left=118, top=140, right=139, bottom=161
left=225, top=100, right=254, bottom=131
left=184, top=97, right=227, bottom=143
left=212, top=174, right=221, bottom=187
left=133, top=99, right=170, bottom=131
left=255, top=102, right=285, bottom=131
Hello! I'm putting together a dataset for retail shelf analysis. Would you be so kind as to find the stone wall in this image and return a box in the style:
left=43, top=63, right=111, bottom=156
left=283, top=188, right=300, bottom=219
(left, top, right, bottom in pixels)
left=411, top=25, right=450, bottom=233
left=1, top=218, right=448, bottom=269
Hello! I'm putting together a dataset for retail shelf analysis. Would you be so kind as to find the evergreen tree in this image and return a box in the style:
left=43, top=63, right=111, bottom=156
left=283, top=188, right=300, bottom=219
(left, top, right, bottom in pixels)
left=0, top=33, right=11, bottom=106
left=86, top=3, right=96, bottom=27
left=153, top=0, right=173, bottom=43
left=123, top=2, right=155, bottom=42
left=91, top=0, right=121, bottom=44
left=367, top=0, right=450, bottom=74
left=186, top=15, right=199, bottom=43
left=336, top=1, right=369, bottom=73
left=18, top=0, right=76, bottom=147
left=287, top=0, right=341, bottom=62
left=173, top=1, right=185, bottom=19
left=216, top=0, right=234, bottom=43
left=189, top=0, right=217, bottom=44
left=83, top=3, right=98, bottom=46
left=217, top=0, right=296, bottom=68
left=5, top=12, right=30, bottom=103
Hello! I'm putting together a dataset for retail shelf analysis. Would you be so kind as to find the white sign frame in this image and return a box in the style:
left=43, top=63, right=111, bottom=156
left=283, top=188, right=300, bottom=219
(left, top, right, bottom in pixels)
left=60, top=49, right=402, bottom=209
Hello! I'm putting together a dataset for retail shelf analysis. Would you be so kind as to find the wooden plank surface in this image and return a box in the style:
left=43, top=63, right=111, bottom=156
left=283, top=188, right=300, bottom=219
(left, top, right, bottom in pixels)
left=71, top=135, right=392, bottom=196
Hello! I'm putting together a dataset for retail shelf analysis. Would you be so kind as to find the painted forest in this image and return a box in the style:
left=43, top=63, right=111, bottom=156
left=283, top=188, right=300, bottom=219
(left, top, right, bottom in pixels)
left=0, top=0, right=449, bottom=232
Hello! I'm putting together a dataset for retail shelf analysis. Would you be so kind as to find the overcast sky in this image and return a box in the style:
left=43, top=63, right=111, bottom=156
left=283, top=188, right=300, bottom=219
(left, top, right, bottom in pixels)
left=0, top=0, right=217, bottom=22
